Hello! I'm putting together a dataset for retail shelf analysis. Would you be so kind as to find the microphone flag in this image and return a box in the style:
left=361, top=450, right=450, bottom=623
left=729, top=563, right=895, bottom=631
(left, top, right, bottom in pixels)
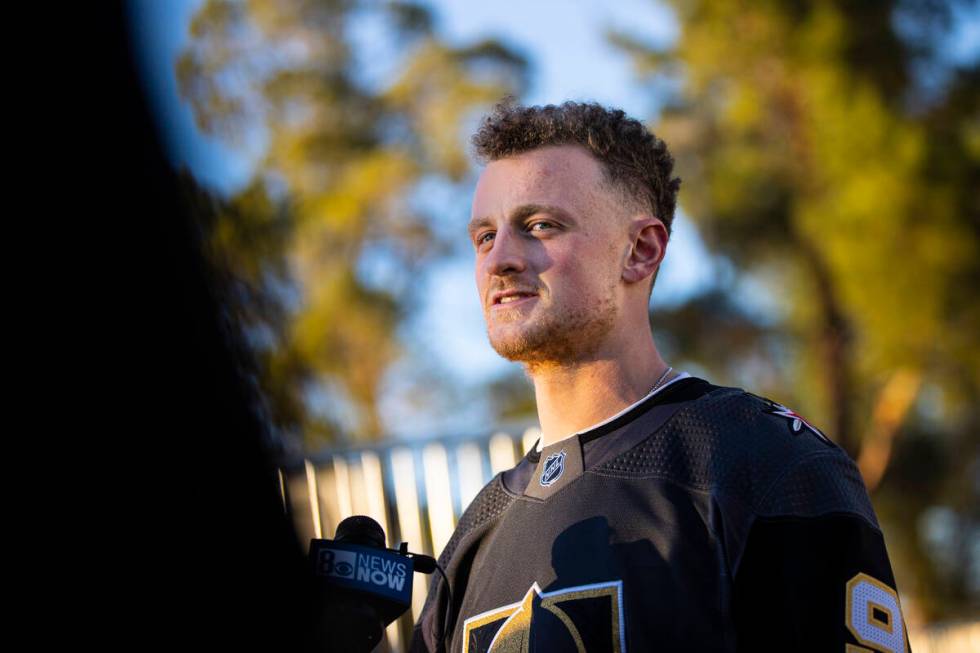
left=310, top=539, right=414, bottom=607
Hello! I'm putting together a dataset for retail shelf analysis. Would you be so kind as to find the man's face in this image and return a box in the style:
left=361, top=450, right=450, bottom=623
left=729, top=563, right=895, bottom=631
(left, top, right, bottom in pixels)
left=469, top=145, right=631, bottom=367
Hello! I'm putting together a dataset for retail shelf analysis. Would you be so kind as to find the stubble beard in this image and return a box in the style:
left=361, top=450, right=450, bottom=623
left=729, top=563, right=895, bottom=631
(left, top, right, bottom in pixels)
left=486, top=291, right=619, bottom=373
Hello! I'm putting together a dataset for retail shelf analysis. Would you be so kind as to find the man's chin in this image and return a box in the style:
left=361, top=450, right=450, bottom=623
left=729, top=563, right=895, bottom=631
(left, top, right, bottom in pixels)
left=488, top=329, right=580, bottom=366
left=487, top=313, right=616, bottom=367
left=488, top=338, right=530, bottom=362
left=486, top=295, right=618, bottom=367
left=487, top=329, right=544, bottom=363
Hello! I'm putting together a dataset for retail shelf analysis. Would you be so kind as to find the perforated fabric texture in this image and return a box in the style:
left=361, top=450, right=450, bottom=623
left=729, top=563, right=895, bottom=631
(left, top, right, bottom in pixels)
left=757, top=451, right=878, bottom=528
left=437, top=473, right=515, bottom=569
left=593, top=387, right=870, bottom=522
left=846, top=575, right=906, bottom=652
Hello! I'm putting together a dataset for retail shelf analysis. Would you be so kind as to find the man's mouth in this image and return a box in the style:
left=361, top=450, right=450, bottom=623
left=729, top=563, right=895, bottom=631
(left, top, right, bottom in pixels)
left=492, top=290, right=538, bottom=306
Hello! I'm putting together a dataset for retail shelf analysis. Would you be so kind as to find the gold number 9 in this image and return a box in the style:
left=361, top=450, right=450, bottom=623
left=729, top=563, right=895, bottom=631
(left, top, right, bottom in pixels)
left=845, top=572, right=907, bottom=653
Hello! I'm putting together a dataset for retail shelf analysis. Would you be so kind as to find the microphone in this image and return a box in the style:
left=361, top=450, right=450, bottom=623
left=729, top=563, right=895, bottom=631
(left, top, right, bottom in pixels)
left=309, top=515, right=437, bottom=652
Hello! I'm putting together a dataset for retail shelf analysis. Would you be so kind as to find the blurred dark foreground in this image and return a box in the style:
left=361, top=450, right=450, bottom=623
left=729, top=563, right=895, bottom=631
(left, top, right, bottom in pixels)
left=82, top=3, right=319, bottom=649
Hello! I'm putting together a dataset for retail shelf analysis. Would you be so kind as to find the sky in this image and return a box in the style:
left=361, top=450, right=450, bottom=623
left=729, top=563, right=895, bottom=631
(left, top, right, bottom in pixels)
left=127, top=0, right=979, bottom=439
left=127, top=0, right=721, bottom=438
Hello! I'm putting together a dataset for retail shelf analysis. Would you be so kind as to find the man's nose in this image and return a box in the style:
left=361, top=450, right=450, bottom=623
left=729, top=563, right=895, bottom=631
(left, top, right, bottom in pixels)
left=484, top=228, right=527, bottom=276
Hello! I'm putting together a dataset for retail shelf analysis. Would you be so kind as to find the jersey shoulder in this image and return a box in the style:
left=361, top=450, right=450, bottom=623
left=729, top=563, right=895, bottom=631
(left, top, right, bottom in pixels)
left=437, top=472, right=515, bottom=568
left=735, top=389, right=878, bottom=526
left=595, top=385, right=877, bottom=526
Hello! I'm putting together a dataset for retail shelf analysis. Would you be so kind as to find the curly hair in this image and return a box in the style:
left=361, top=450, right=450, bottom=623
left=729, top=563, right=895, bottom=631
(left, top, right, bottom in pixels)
left=471, top=99, right=681, bottom=236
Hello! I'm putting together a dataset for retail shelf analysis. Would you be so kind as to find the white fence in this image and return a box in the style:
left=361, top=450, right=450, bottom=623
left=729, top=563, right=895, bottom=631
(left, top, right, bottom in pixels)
left=279, top=426, right=541, bottom=652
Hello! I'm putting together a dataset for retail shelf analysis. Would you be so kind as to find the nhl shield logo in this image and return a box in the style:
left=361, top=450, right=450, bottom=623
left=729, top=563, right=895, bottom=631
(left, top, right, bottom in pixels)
left=540, top=450, right=566, bottom=487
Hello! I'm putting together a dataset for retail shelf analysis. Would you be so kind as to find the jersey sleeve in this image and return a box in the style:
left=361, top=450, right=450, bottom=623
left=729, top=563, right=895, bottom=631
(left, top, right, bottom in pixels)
left=732, top=450, right=912, bottom=653
left=408, top=572, right=446, bottom=653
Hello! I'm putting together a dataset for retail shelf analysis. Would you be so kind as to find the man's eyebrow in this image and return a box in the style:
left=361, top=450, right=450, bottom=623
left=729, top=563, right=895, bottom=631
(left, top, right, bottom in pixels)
left=467, top=204, right=574, bottom=238
left=467, top=215, right=494, bottom=238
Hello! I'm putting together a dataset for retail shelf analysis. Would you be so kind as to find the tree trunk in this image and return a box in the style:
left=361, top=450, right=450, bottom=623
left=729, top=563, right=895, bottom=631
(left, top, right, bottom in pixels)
left=794, top=232, right=857, bottom=458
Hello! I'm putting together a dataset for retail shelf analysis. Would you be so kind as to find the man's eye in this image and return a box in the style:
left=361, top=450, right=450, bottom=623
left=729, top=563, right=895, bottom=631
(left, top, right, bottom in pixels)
left=477, top=232, right=495, bottom=245
left=528, top=221, right=555, bottom=232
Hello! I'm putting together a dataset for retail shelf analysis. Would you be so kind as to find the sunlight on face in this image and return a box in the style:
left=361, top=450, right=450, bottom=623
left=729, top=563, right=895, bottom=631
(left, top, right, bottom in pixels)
left=469, top=145, right=631, bottom=369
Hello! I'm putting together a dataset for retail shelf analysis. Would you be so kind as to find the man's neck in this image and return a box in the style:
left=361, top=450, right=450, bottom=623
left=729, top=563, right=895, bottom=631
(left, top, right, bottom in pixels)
left=529, top=337, right=672, bottom=448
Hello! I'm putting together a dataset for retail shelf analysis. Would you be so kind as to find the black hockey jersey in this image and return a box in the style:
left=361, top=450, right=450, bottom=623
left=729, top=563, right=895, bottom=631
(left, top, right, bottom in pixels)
left=410, top=377, right=910, bottom=652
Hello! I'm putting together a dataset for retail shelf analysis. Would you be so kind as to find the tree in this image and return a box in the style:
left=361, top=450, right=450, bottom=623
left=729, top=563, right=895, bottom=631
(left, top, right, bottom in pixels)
left=177, top=0, right=526, bottom=446
left=615, top=0, right=979, bottom=620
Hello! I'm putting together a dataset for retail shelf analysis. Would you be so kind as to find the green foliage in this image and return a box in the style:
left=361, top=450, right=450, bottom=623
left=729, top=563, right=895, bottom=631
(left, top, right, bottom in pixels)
left=178, top=0, right=526, bottom=445
left=616, top=0, right=979, bottom=619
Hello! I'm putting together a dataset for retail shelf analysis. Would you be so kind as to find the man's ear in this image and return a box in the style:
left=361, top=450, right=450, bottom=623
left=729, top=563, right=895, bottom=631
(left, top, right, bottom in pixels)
left=622, top=217, right=668, bottom=285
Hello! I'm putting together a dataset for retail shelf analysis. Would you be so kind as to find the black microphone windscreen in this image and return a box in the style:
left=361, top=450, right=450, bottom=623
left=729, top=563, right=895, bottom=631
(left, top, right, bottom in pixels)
left=335, top=515, right=386, bottom=548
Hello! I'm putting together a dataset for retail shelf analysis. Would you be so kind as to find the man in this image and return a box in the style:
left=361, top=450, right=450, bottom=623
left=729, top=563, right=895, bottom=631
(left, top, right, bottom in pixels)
left=410, top=101, right=908, bottom=652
